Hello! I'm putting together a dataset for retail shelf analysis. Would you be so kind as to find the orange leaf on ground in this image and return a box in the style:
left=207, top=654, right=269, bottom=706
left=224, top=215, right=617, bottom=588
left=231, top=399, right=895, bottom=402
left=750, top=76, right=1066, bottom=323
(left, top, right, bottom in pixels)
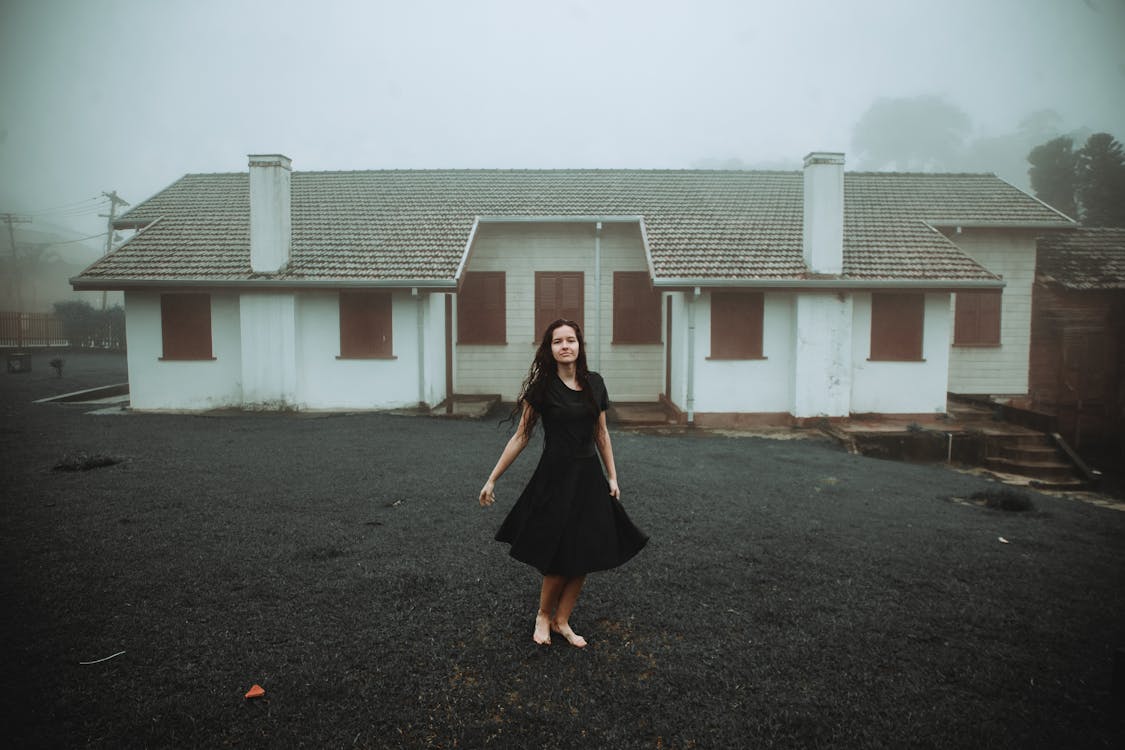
left=244, top=684, right=265, bottom=699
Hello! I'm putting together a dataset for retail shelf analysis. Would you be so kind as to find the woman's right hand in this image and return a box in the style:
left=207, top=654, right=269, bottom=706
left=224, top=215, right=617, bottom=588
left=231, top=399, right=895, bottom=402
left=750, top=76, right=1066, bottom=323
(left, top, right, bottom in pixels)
left=479, top=480, right=496, bottom=507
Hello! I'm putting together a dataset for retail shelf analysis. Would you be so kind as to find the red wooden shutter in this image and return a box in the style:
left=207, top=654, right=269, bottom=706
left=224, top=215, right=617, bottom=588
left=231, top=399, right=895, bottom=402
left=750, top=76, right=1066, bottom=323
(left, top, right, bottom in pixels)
left=458, top=272, right=506, bottom=344
left=339, top=292, right=393, bottom=358
left=534, top=272, right=583, bottom=339
left=160, top=293, right=213, bottom=360
left=954, top=290, right=1001, bottom=346
left=710, top=292, right=764, bottom=359
left=870, top=293, right=924, bottom=360
left=613, top=272, right=661, bottom=344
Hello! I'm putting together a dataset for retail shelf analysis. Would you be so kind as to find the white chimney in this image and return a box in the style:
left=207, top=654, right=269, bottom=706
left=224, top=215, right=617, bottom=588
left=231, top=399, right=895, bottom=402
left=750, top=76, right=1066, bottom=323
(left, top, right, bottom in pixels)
left=802, top=151, right=844, bottom=275
left=248, top=153, right=292, bottom=273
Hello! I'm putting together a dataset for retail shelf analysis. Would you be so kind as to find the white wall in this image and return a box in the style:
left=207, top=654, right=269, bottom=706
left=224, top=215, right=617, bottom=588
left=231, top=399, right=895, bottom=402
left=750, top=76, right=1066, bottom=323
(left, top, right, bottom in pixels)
left=691, top=292, right=794, bottom=413
left=422, top=293, right=448, bottom=407
left=240, top=292, right=297, bottom=407
left=947, top=229, right=1036, bottom=395
left=127, top=288, right=442, bottom=412
left=850, top=292, right=951, bottom=414
left=295, top=290, right=424, bottom=410
left=124, top=290, right=243, bottom=410
left=791, top=292, right=852, bottom=417
left=455, top=222, right=663, bottom=401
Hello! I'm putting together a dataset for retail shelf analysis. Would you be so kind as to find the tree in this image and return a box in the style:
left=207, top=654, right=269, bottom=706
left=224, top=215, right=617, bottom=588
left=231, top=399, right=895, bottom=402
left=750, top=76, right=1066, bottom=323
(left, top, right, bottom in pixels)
left=53, top=300, right=126, bottom=349
left=1028, top=136, right=1078, bottom=218
left=1076, top=133, right=1125, bottom=227
left=851, top=96, right=972, bottom=172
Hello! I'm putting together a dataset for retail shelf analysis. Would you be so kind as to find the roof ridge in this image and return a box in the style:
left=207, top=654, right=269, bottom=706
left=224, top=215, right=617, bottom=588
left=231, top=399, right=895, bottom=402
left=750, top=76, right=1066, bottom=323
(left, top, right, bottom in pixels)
left=846, top=170, right=999, bottom=178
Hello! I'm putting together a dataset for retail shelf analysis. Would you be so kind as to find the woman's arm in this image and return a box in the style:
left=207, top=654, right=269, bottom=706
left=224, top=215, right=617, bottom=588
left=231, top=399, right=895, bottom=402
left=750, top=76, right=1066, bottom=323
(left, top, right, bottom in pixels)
left=479, top=403, right=534, bottom=506
left=594, top=410, right=621, bottom=500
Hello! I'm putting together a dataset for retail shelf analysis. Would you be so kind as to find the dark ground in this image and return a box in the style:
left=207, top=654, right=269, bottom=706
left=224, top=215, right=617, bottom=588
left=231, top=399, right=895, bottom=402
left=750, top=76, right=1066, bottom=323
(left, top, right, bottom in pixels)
left=2, top=350, right=1123, bottom=749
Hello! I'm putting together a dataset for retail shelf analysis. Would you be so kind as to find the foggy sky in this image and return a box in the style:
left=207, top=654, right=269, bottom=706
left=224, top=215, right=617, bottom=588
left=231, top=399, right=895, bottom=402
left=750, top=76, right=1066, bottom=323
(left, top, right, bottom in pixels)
left=2, top=0, right=1124, bottom=242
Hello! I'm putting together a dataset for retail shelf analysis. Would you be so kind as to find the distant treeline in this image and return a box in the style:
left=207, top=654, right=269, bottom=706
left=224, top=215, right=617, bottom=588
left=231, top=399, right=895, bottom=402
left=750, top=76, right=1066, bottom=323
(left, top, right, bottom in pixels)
left=52, top=301, right=126, bottom=350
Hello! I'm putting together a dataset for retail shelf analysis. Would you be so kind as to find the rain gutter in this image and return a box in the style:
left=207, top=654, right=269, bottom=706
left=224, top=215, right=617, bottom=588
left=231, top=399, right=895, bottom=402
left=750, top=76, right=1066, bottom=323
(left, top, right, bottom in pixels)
left=414, top=288, right=426, bottom=407
left=686, top=286, right=700, bottom=424
left=652, top=277, right=1006, bottom=291
left=593, top=221, right=602, bottom=370
left=69, top=277, right=457, bottom=291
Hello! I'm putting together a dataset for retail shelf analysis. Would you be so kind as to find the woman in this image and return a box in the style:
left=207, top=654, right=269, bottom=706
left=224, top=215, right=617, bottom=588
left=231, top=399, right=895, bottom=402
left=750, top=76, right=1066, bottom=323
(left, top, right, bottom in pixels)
left=479, top=319, right=648, bottom=648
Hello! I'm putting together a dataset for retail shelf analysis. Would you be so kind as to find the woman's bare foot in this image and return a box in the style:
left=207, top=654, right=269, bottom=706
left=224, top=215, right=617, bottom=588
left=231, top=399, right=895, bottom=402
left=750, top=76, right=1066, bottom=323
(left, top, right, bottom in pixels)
left=550, top=621, right=587, bottom=648
left=533, top=611, right=552, bottom=645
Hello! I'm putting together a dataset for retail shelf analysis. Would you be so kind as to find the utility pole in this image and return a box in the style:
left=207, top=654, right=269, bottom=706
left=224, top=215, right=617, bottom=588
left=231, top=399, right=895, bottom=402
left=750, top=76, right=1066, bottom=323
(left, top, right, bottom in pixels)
left=2, top=212, right=32, bottom=315
left=98, top=191, right=129, bottom=310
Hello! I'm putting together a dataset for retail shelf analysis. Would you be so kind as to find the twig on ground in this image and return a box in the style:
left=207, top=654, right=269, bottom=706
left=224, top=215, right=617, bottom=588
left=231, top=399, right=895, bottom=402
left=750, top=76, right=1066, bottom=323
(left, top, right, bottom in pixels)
left=79, top=650, right=125, bottom=665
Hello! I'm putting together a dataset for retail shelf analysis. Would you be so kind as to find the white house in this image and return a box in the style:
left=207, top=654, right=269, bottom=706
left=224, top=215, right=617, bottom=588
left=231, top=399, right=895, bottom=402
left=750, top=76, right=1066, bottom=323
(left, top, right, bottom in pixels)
left=71, top=152, right=1073, bottom=422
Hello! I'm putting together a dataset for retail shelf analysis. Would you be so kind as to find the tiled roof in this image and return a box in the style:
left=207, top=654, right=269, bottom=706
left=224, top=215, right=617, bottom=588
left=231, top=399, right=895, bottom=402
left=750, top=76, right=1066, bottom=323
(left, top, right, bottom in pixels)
left=74, top=169, right=1072, bottom=287
left=1037, top=228, right=1125, bottom=290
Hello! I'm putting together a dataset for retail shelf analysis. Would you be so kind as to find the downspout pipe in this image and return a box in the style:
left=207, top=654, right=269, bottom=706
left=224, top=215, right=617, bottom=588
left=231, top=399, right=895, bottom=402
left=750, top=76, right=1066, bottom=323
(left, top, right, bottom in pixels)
left=414, top=288, right=425, bottom=407
left=686, top=286, right=700, bottom=424
left=594, top=221, right=603, bottom=371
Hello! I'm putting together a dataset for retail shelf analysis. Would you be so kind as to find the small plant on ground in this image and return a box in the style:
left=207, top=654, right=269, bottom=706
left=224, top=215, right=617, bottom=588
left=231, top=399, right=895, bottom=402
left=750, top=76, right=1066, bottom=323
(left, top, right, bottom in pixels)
left=970, top=488, right=1035, bottom=512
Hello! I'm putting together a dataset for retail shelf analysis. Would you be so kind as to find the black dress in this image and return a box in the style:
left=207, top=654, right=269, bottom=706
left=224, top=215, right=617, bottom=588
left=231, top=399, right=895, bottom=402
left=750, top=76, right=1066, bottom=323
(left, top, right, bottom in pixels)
left=495, top=372, right=648, bottom=576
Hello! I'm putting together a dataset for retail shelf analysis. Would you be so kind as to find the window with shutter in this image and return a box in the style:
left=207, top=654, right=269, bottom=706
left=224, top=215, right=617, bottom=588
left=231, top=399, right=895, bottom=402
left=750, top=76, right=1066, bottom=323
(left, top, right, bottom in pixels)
left=953, top=290, right=1001, bottom=346
left=339, top=292, right=393, bottom=358
left=709, top=292, right=764, bottom=359
left=613, top=272, right=661, bottom=344
left=458, top=272, right=506, bottom=344
left=870, top=293, right=925, bottom=361
left=160, top=293, right=213, bottom=360
left=534, top=272, right=583, bottom=338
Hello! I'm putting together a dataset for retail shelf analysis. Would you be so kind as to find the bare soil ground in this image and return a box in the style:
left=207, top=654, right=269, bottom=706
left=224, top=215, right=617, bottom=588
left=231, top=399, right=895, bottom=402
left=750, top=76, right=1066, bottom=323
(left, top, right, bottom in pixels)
left=2, top=350, right=1123, bottom=748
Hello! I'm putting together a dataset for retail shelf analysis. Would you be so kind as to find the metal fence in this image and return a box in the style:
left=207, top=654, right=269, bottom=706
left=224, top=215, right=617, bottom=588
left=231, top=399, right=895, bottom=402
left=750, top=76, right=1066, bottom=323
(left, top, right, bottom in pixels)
left=0, top=312, right=69, bottom=348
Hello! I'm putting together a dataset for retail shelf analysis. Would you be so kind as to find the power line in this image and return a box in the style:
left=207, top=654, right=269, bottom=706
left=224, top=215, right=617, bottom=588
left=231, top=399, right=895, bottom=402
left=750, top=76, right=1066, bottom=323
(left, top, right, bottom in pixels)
left=15, top=195, right=106, bottom=217
left=40, top=230, right=111, bottom=246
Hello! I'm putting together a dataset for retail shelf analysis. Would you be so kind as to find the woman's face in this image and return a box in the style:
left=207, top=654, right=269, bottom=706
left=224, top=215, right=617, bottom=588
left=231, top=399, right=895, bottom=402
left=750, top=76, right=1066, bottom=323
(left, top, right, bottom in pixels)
left=550, top=324, right=580, bottom=365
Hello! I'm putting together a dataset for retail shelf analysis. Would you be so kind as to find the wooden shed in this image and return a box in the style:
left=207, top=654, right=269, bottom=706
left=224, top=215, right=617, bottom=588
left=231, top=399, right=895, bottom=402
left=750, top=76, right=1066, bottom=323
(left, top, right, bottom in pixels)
left=1030, top=228, right=1125, bottom=457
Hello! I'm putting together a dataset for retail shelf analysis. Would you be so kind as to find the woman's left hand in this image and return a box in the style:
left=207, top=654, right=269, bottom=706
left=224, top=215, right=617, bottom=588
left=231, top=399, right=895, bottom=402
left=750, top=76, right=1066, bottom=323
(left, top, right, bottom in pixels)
left=608, top=478, right=621, bottom=501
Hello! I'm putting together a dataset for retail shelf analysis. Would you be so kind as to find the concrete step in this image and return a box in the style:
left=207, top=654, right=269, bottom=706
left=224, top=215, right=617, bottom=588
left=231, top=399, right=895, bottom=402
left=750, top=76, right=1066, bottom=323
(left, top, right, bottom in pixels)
left=1029, top=478, right=1091, bottom=492
left=609, top=403, right=677, bottom=426
left=431, top=395, right=500, bottom=419
left=999, top=445, right=1063, bottom=463
left=985, top=456, right=1078, bottom=483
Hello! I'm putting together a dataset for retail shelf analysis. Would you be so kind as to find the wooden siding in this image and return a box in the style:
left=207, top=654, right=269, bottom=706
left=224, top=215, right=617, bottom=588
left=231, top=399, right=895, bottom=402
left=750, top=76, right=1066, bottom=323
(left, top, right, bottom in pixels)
left=454, top=222, right=662, bottom=401
left=1029, top=283, right=1124, bottom=451
left=946, top=229, right=1037, bottom=394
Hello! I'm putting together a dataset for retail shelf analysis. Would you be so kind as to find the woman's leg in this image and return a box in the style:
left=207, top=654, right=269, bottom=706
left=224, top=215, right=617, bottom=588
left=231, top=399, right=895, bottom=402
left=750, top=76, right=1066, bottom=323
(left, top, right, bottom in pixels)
left=551, top=575, right=587, bottom=648
left=535, top=575, right=567, bottom=644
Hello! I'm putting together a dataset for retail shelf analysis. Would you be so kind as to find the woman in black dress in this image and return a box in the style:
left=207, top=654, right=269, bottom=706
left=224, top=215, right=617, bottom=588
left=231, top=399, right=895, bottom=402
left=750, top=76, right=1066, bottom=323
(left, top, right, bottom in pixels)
left=479, top=319, right=648, bottom=648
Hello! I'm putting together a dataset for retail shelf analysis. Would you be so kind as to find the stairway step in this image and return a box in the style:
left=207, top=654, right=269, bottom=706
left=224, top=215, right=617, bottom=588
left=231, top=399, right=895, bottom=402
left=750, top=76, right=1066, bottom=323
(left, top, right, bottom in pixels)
left=609, top=403, right=677, bottom=426
left=985, top=457, right=1077, bottom=482
left=1029, top=478, right=1090, bottom=491
left=1000, top=446, right=1063, bottom=462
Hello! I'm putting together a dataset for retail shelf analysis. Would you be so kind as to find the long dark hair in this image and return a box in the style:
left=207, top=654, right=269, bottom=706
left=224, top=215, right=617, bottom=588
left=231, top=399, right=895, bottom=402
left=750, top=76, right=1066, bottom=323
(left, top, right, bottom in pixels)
left=509, top=318, right=599, bottom=437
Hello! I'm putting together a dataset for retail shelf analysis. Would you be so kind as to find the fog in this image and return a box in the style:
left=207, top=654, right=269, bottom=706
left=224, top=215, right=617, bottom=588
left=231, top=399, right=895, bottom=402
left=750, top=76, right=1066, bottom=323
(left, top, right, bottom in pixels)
left=2, top=0, right=1124, bottom=243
